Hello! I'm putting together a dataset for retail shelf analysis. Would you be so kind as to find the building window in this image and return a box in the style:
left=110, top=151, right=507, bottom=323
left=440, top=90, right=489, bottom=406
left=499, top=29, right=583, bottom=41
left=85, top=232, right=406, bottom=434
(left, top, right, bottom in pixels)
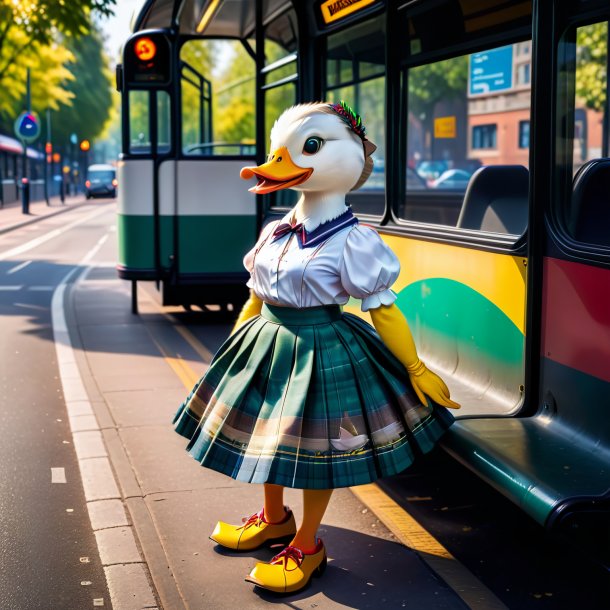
left=472, top=124, right=497, bottom=149
left=519, top=120, right=530, bottom=148
left=517, top=62, right=531, bottom=86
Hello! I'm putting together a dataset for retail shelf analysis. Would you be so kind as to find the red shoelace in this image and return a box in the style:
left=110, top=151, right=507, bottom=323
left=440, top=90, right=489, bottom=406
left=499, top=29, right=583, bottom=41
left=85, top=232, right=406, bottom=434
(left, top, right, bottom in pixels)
left=237, top=510, right=266, bottom=530
left=270, top=546, right=304, bottom=571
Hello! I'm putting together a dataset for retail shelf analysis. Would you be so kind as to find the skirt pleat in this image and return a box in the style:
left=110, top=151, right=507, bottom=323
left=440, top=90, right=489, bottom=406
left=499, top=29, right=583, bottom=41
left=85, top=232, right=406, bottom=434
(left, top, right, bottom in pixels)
left=173, top=303, right=454, bottom=489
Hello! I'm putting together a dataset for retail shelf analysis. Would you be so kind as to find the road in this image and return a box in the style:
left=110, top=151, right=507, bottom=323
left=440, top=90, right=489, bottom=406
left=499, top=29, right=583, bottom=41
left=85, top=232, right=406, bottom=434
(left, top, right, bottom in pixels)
left=0, top=201, right=116, bottom=609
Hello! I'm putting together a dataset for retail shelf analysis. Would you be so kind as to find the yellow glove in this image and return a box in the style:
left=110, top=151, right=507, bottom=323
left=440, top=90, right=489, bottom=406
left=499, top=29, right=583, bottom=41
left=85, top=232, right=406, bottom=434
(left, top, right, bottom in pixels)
left=232, top=290, right=263, bottom=333
left=369, top=304, right=460, bottom=410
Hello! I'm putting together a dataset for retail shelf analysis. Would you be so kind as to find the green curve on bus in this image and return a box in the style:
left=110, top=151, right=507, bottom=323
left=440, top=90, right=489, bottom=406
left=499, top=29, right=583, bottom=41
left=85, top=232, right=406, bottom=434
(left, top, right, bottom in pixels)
left=395, top=278, right=524, bottom=368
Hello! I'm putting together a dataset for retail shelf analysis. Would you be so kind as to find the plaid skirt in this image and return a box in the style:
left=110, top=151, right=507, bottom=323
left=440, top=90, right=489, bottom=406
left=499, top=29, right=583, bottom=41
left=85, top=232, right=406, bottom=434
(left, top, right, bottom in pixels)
left=172, top=303, right=454, bottom=489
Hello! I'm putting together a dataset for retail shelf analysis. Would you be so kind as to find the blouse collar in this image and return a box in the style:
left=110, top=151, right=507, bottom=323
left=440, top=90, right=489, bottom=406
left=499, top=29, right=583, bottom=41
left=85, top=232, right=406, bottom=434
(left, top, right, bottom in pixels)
left=272, top=208, right=358, bottom=249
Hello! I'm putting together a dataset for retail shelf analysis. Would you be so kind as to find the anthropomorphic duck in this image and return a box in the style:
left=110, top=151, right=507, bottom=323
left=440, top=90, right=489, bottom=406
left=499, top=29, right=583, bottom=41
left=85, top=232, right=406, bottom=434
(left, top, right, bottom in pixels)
left=240, top=101, right=377, bottom=232
left=173, top=101, right=459, bottom=596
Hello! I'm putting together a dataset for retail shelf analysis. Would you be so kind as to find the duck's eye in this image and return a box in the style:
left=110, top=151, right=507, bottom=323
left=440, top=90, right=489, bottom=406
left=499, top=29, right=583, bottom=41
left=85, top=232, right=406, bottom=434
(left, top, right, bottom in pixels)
left=303, top=137, right=323, bottom=155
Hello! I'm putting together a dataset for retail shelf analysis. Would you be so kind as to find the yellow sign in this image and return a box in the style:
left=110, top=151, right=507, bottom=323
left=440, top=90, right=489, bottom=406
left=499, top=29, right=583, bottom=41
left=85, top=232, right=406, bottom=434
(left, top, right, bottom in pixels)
left=320, top=0, right=377, bottom=25
left=434, top=116, right=457, bottom=139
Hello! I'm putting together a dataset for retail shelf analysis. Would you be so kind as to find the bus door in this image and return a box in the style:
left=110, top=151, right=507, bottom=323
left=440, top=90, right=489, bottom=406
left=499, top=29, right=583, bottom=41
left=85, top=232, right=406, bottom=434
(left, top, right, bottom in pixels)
left=165, top=36, right=258, bottom=301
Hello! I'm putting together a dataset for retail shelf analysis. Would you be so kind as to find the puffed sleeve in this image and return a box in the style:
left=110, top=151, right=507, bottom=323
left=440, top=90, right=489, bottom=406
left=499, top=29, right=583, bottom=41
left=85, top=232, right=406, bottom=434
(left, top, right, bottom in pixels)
left=340, top=225, right=400, bottom=312
left=243, top=220, right=279, bottom=288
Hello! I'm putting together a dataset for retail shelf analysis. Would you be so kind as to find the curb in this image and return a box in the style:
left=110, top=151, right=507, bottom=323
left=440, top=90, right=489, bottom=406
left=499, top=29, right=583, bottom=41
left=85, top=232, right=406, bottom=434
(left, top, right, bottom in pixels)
left=52, top=238, right=161, bottom=610
left=0, top=200, right=90, bottom=235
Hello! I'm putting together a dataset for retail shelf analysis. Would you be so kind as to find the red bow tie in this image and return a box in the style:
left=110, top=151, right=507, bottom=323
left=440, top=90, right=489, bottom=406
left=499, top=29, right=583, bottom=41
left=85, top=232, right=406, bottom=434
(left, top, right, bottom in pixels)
left=272, top=222, right=306, bottom=241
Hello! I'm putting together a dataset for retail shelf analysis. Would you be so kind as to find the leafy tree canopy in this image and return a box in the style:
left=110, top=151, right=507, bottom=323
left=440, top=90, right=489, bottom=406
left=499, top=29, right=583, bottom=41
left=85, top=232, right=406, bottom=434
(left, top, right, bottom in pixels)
left=408, top=55, right=468, bottom=121
left=51, top=28, right=114, bottom=149
left=0, top=29, right=74, bottom=120
left=576, top=22, right=608, bottom=112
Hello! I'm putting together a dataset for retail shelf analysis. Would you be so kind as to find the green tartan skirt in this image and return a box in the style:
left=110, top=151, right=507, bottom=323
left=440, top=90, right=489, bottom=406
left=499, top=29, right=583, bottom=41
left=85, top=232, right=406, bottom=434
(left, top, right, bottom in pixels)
left=173, top=303, right=454, bottom=489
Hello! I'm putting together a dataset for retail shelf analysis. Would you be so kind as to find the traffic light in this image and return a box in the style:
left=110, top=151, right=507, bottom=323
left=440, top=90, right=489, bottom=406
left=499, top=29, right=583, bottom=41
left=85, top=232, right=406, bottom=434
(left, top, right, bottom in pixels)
left=80, top=139, right=91, bottom=152
left=124, top=33, right=171, bottom=86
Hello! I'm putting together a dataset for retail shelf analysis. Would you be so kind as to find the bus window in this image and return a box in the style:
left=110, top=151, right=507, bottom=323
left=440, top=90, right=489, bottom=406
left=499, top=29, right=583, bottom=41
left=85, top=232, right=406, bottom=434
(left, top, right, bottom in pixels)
left=129, top=90, right=152, bottom=154
left=180, top=39, right=255, bottom=156
left=324, top=16, right=386, bottom=217
left=560, top=21, right=610, bottom=248
left=263, top=8, right=298, bottom=153
left=157, top=91, right=172, bottom=154
left=401, top=42, right=532, bottom=234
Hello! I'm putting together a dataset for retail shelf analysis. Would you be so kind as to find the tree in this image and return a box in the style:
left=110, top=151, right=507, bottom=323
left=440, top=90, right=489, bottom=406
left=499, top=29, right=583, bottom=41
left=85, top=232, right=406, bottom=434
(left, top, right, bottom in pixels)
left=51, top=29, right=114, bottom=151
left=408, top=55, right=468, bottom=158
left=0, top=31, right=74, bottom=121
left=575, top=22, right=608, bottom=112
left=0, top=0, right=115, bottom=86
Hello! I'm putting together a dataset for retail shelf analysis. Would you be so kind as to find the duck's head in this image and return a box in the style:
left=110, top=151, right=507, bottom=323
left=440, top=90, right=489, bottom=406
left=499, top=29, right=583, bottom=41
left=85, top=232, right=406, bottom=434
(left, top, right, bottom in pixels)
left=240, top=102, right=376, bottom=196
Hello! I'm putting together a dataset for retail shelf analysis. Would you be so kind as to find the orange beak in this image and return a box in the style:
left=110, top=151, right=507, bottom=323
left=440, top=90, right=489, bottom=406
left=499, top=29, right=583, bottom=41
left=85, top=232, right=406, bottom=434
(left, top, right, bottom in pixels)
left=240, top=146, right=313, bottom=194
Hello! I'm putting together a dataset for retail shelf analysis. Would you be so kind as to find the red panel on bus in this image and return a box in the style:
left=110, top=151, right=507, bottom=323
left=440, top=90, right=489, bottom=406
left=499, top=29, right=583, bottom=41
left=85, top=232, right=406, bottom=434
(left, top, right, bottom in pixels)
left=541, top=257, right=610, bottom=383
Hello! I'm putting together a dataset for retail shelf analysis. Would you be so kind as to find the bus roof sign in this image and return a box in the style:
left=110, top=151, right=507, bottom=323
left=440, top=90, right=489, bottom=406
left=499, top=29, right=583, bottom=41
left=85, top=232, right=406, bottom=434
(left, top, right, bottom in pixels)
left=320, top=0, right=377, bottom=25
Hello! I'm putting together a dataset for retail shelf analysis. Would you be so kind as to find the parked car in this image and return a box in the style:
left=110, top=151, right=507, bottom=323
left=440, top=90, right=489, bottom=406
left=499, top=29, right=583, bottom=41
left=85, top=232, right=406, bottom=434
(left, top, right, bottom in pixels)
left=415, top=159, right=450, bottom=182
left=431, top=168, right=473, bottom=190
left=85, top=164, right=117, bottom=199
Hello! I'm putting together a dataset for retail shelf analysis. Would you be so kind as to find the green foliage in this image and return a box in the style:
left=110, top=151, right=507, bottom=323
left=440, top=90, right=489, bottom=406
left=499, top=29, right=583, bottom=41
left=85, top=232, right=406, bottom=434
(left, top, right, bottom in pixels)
left=575, top=22, right=608, bottom=112
left=215, top=42, right=256, bottom=144
left=0, top=31, right=74, bottom=120
left=51, top=29, right=114, bottom=149
left=408, top=55, right=468, bottom=121
left=0, top=0, right=115, bottom=51
left=180, top=40, right=215, bottom=150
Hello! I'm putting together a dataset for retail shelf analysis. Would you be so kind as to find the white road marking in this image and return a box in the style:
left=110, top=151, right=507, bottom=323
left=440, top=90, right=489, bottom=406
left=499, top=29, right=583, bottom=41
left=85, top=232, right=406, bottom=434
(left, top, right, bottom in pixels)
left=13, top=302, right=46, bottom=310
left=7, top=260, right=32, bottom=274
left=51, top=231, right=156, bottom=609
left=0, top=205, right=110, bottom=262
left=0, top=285, right=22, bottom=291
left=28, top=286, right=54, bottom=291
left=51, top=467, right=67, bottom=483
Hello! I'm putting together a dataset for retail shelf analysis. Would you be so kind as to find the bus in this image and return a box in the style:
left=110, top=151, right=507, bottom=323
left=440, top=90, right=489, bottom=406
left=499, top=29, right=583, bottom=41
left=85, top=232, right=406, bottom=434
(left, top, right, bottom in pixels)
left=117, top=0, right=610, bottom=563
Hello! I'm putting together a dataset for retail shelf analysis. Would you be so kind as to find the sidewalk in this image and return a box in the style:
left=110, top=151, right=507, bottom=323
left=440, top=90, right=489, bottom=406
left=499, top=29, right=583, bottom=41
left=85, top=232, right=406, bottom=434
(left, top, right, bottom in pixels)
left=0, top=194, right=87, bottom=234
left=65, top=265, right=470, bottom=610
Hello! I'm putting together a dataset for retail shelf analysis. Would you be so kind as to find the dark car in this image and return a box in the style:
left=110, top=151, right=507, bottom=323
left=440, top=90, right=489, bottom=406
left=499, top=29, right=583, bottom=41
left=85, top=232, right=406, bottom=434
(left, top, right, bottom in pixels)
left=85, top=164, right=117, bottom=199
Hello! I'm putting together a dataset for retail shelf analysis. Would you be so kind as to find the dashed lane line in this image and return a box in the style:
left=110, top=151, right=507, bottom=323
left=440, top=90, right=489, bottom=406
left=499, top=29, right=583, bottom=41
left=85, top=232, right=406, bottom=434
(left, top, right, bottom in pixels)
left=7, top=260, right=32, bottom=274
left=51, top=232, right=159, bottom=610
left=51, top=467, right=67, bottom=484
left=146, top=298, right=508, bottom=610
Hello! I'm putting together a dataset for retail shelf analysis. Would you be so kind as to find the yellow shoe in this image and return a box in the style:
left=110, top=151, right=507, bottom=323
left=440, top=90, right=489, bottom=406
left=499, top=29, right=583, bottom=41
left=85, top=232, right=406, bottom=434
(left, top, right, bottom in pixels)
left=245, top=540, right=327, bottom=594
left=209, top=507, right=296, bottom=551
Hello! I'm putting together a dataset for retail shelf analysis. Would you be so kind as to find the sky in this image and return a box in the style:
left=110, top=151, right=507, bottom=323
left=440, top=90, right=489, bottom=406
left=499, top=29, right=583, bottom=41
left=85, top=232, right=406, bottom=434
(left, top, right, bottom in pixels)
left=98, top=0, right=144, bottom=64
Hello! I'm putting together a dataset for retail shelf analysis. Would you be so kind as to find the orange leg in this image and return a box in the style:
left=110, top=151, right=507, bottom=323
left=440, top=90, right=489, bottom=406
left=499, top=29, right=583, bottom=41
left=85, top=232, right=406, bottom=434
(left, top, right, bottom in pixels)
left=264, top=483, right=286, bottom=523
left=291, top=488, right=333, bottom=551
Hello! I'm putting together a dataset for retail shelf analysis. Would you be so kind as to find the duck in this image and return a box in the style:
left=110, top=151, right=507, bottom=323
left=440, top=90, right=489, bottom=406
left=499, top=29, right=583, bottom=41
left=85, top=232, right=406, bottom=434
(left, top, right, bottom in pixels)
left=240, top=102, right=376, bottom=231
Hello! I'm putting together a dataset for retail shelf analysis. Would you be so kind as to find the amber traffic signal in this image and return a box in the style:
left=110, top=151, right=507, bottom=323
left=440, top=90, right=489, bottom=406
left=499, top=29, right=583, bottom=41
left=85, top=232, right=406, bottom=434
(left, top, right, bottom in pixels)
left=80, top=139, right=91, bottom=152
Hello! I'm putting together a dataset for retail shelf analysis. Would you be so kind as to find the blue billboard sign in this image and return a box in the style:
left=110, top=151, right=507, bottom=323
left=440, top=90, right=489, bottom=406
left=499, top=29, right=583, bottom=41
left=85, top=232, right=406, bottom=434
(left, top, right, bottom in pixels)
left=469, top=45, right=513, bottom=95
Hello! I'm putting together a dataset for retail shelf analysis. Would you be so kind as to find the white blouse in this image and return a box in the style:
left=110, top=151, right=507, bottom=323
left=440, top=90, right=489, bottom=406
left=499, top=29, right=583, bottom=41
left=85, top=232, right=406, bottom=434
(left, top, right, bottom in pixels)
left=243, top=210, right=400, bottom=311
